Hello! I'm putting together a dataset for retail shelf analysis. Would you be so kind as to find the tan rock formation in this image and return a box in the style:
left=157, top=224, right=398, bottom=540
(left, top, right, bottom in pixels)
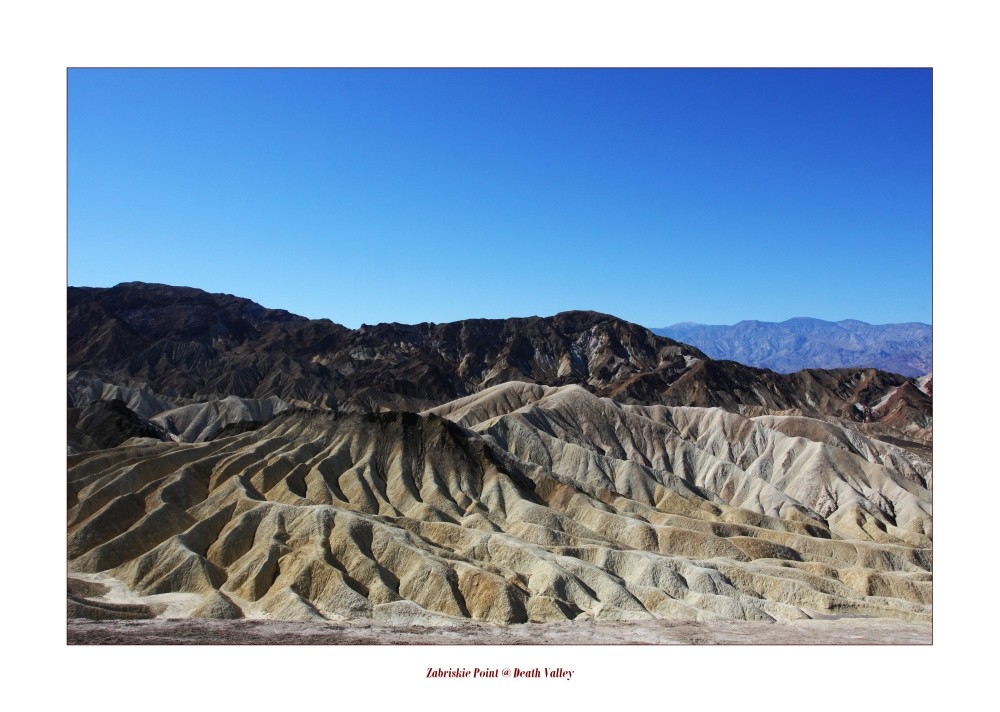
left=68, top=383, right=931, bottom=624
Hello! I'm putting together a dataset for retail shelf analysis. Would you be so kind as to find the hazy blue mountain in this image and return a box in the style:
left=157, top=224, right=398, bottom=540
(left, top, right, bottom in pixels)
left=652, top=318, right=931, bottom=376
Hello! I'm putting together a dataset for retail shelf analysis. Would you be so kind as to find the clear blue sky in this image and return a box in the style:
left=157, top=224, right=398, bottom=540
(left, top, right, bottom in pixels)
left=68, top=68, right=931, bottom=328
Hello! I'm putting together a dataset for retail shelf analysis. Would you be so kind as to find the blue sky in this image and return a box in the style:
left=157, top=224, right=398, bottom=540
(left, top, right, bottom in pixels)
left=68, top=68, right=931, bottom=328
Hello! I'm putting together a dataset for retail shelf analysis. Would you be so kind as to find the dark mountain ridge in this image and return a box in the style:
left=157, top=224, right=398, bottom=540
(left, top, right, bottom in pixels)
left=69, top=282, right=705, bottom=409
left=68, top=283, right=931, bottom=448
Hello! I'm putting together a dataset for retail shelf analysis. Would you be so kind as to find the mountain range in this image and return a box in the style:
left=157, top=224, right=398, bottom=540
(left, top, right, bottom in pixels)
left=67, top=283, right=931, bottom=629
left=652, top=318, right=931, bottom=377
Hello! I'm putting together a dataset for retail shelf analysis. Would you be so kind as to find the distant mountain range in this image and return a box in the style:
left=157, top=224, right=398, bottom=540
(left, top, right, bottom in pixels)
left=651, top=318, right=931, bottom=377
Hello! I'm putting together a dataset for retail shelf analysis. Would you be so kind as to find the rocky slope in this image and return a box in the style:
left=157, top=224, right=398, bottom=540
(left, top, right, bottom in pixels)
left=68, top=384, right=931, bottom=624
left=653, top=318, right=932, bottom=377
left=66, top=283, right=932, bottom=626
